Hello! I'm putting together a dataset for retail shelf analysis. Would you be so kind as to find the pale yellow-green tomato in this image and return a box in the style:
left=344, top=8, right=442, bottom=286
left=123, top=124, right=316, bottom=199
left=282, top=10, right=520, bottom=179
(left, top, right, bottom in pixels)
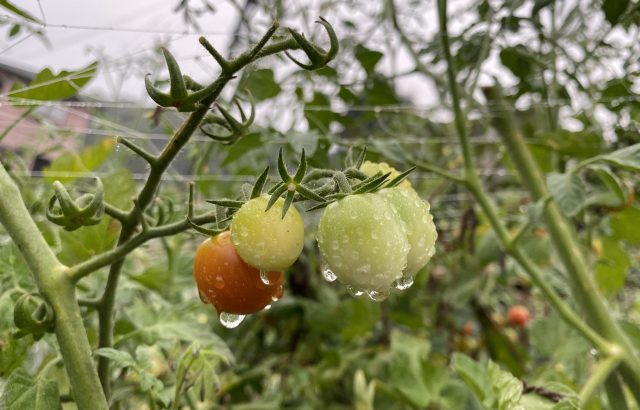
left=316, top=194, right=409, bottom=292
left=230, top=195, right=304, bottom=271
left=378, top=187, right=437, bottom=277
left=359, top=161, right=412, bottom=189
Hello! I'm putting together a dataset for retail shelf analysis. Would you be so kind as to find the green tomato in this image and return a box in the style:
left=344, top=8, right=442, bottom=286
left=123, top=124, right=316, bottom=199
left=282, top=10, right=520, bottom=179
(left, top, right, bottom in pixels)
left=316, top=194, right=409, bottom=296
left=231, top=195, right=304, bottom=271
left=378, top=187, right=437, bottom=282
left=360, top=161, right=412, bottom=189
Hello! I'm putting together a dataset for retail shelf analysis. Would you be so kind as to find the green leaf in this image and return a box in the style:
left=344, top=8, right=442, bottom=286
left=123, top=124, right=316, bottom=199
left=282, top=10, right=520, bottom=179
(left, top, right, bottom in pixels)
left=531, top=0, right=554, bottom=16
left=43, top=138, right=115, bottom=185
left=546, top=173, right=586, bottom=217
left=2, top=369, right=61, bottom=410
left=602, top=0, right=629, bottom=25
left=389, top=331, right=432, bottom=407
left=0, top=0, right=42, bottom=23
left=595, top=237, right=630, bottom=295
left=240, top=69, right=282, bottom=101
left=354, top=44, right=383, bottom=75
left=221, top=132, right=262, bottom=166
left=587, top=165, right=626, bottom=207
left=538, top=130, right=604, bottom=159
left=610, top=206, right=640, bottom=245
left=94, top=348, right=137, bottom=369
left=10, top=62, right=97, bottom=102
left=453, top=354, right=524, bottom=410
left=453, top=353, right=489, bottom=402
left=499, top=46, right=534, bottom=81
left=599, top=143, right=640, bottom=171
left=305, top=92, right=337, bottom=132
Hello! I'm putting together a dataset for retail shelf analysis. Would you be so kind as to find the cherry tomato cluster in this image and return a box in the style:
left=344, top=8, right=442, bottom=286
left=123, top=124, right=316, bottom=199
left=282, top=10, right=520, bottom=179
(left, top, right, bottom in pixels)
left=317, top=161, right=437, bottom=300
left=193, top=196, right=304, bottom=328
left=193, top=160, right=437, bottom=327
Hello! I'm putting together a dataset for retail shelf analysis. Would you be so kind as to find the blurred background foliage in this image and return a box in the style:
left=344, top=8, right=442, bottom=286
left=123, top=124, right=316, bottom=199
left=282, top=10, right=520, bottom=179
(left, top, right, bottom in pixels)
left=1, top=0, right=640, bottom=408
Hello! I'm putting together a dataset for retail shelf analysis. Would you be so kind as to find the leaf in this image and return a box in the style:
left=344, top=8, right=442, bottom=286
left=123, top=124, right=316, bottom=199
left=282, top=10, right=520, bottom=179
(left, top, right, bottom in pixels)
left=43, top=137, right=115, bottom=185
left=538, top=130, right=604, bottom=159
left=531, top=0, right=554, bottom=16
left=610, top=206, right=640, bottom=245
left=587, top=165, right=626, bottom=207
left=354, top=44, right=383, bottom=75
left=452, top=353, right=489, bottom=402
left=546, top=173, right=586, bottom=217
left=305, top=92, right=337, bottom=132
left=453, top=354, right=524, bottom=410
left=10, top=62, right=97, bottom=102
left=240, top=69, right=281, bottom=101
left=499, top=46, right=534, bottom=81
left=114, top=321, right=233, bottom=364
left=602, top=0, right=629, bottom=25
left=2, top=369, right=61, bottom=410
left=487, top=361, right=524, bottom=410
left=221, top=132, right=262, bottom=166
left=599, top=143, right=640, bottom=171
left=389, top=331, right=432, bottom=407
left=595, top=237, right=630, bottom=295
left=94, top=348, right=137, bottom=369
left=0, top=1, right=42, bottom=24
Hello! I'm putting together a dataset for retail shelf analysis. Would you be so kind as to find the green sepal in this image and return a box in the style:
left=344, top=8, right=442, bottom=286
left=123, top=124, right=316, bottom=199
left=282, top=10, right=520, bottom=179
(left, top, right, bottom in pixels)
left=384, top=166, right=415, bottom=188
left=293, top=149, right=307, bottom=182
left=266, top=184, right=288, bottom=211
left=251, top=166, right=270, bottom=199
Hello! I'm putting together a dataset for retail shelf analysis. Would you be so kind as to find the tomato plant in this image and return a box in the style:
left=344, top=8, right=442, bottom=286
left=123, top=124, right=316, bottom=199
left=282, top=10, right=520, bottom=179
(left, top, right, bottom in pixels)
left=194, top=231, right=283, bottom=326
left=2, top=0, right=640, bottom=409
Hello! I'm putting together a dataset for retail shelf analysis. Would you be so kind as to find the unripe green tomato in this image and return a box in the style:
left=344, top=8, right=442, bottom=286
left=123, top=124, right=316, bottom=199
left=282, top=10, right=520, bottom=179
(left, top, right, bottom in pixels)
left=231, top=195, right=304, bottom=271
left=378, top=187, right=437, bottom=278
left=316, top=194, right=409, bottom=293
left=360, top=161, right=412, bottom=189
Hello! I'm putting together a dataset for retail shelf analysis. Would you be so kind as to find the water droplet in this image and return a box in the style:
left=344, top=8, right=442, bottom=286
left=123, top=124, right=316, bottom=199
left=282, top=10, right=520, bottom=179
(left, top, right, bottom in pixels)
left=219, top=312, right=245, bottom=328
left=321, top=264, right=337, bottom=282
left=214, top=275, right=225, bottom=289
left=394, top=276, right=414, bottom=290
left=260, top=270, right=271, bottom=285
left=271, top=295, right=280, bottom=302
left=366, top=289, right=390, bottom=302
left=263, top=304, right=272, bottom=311
left=346, top=286, right=364, bottom=297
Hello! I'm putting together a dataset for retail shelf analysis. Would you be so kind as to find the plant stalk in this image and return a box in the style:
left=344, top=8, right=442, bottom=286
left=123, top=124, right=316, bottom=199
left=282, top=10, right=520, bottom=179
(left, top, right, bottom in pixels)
left=0, top=162, right=108, bottom=410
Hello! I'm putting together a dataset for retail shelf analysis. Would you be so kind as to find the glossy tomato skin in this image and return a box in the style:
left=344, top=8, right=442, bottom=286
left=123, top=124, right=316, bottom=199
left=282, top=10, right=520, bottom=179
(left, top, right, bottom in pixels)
left=194, top=231, right=283, bottom=315
left=231, top=195, right=304, bottom=271
left=378, top=187, right=437, bottom=277
left=316, top=193, right=409, bottom=292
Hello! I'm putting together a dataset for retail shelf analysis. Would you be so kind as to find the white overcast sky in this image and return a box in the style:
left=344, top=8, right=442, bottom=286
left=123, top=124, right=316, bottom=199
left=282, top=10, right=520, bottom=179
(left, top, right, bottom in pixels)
left=0, top=0, right=247, bottom=102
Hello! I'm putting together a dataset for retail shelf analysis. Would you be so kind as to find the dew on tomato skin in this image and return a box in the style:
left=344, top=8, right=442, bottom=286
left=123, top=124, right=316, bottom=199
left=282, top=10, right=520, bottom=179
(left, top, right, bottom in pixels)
left=259, top=270, right=271, bottom=285
left=214, top=275, right=225, bottom=289
left=366, top=289, right=390, bottom=302
left=346, top=286, right=364, bottom=297
left=263, top=304, right=272, bottom=311
left=321, top=263, right=337, bottom=282
left=219, top=312, right=245, bottom=329
left=271, top=295, right=280, bottom=302
left=394, top=275, right=414, bottom=290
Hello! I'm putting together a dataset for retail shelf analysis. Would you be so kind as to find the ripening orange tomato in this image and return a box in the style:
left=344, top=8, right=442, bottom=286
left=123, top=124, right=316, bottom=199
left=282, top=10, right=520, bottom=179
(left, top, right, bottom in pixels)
left=194, top=231, right=284, bottom=315
left=507, top=305, right=530, bottom=328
